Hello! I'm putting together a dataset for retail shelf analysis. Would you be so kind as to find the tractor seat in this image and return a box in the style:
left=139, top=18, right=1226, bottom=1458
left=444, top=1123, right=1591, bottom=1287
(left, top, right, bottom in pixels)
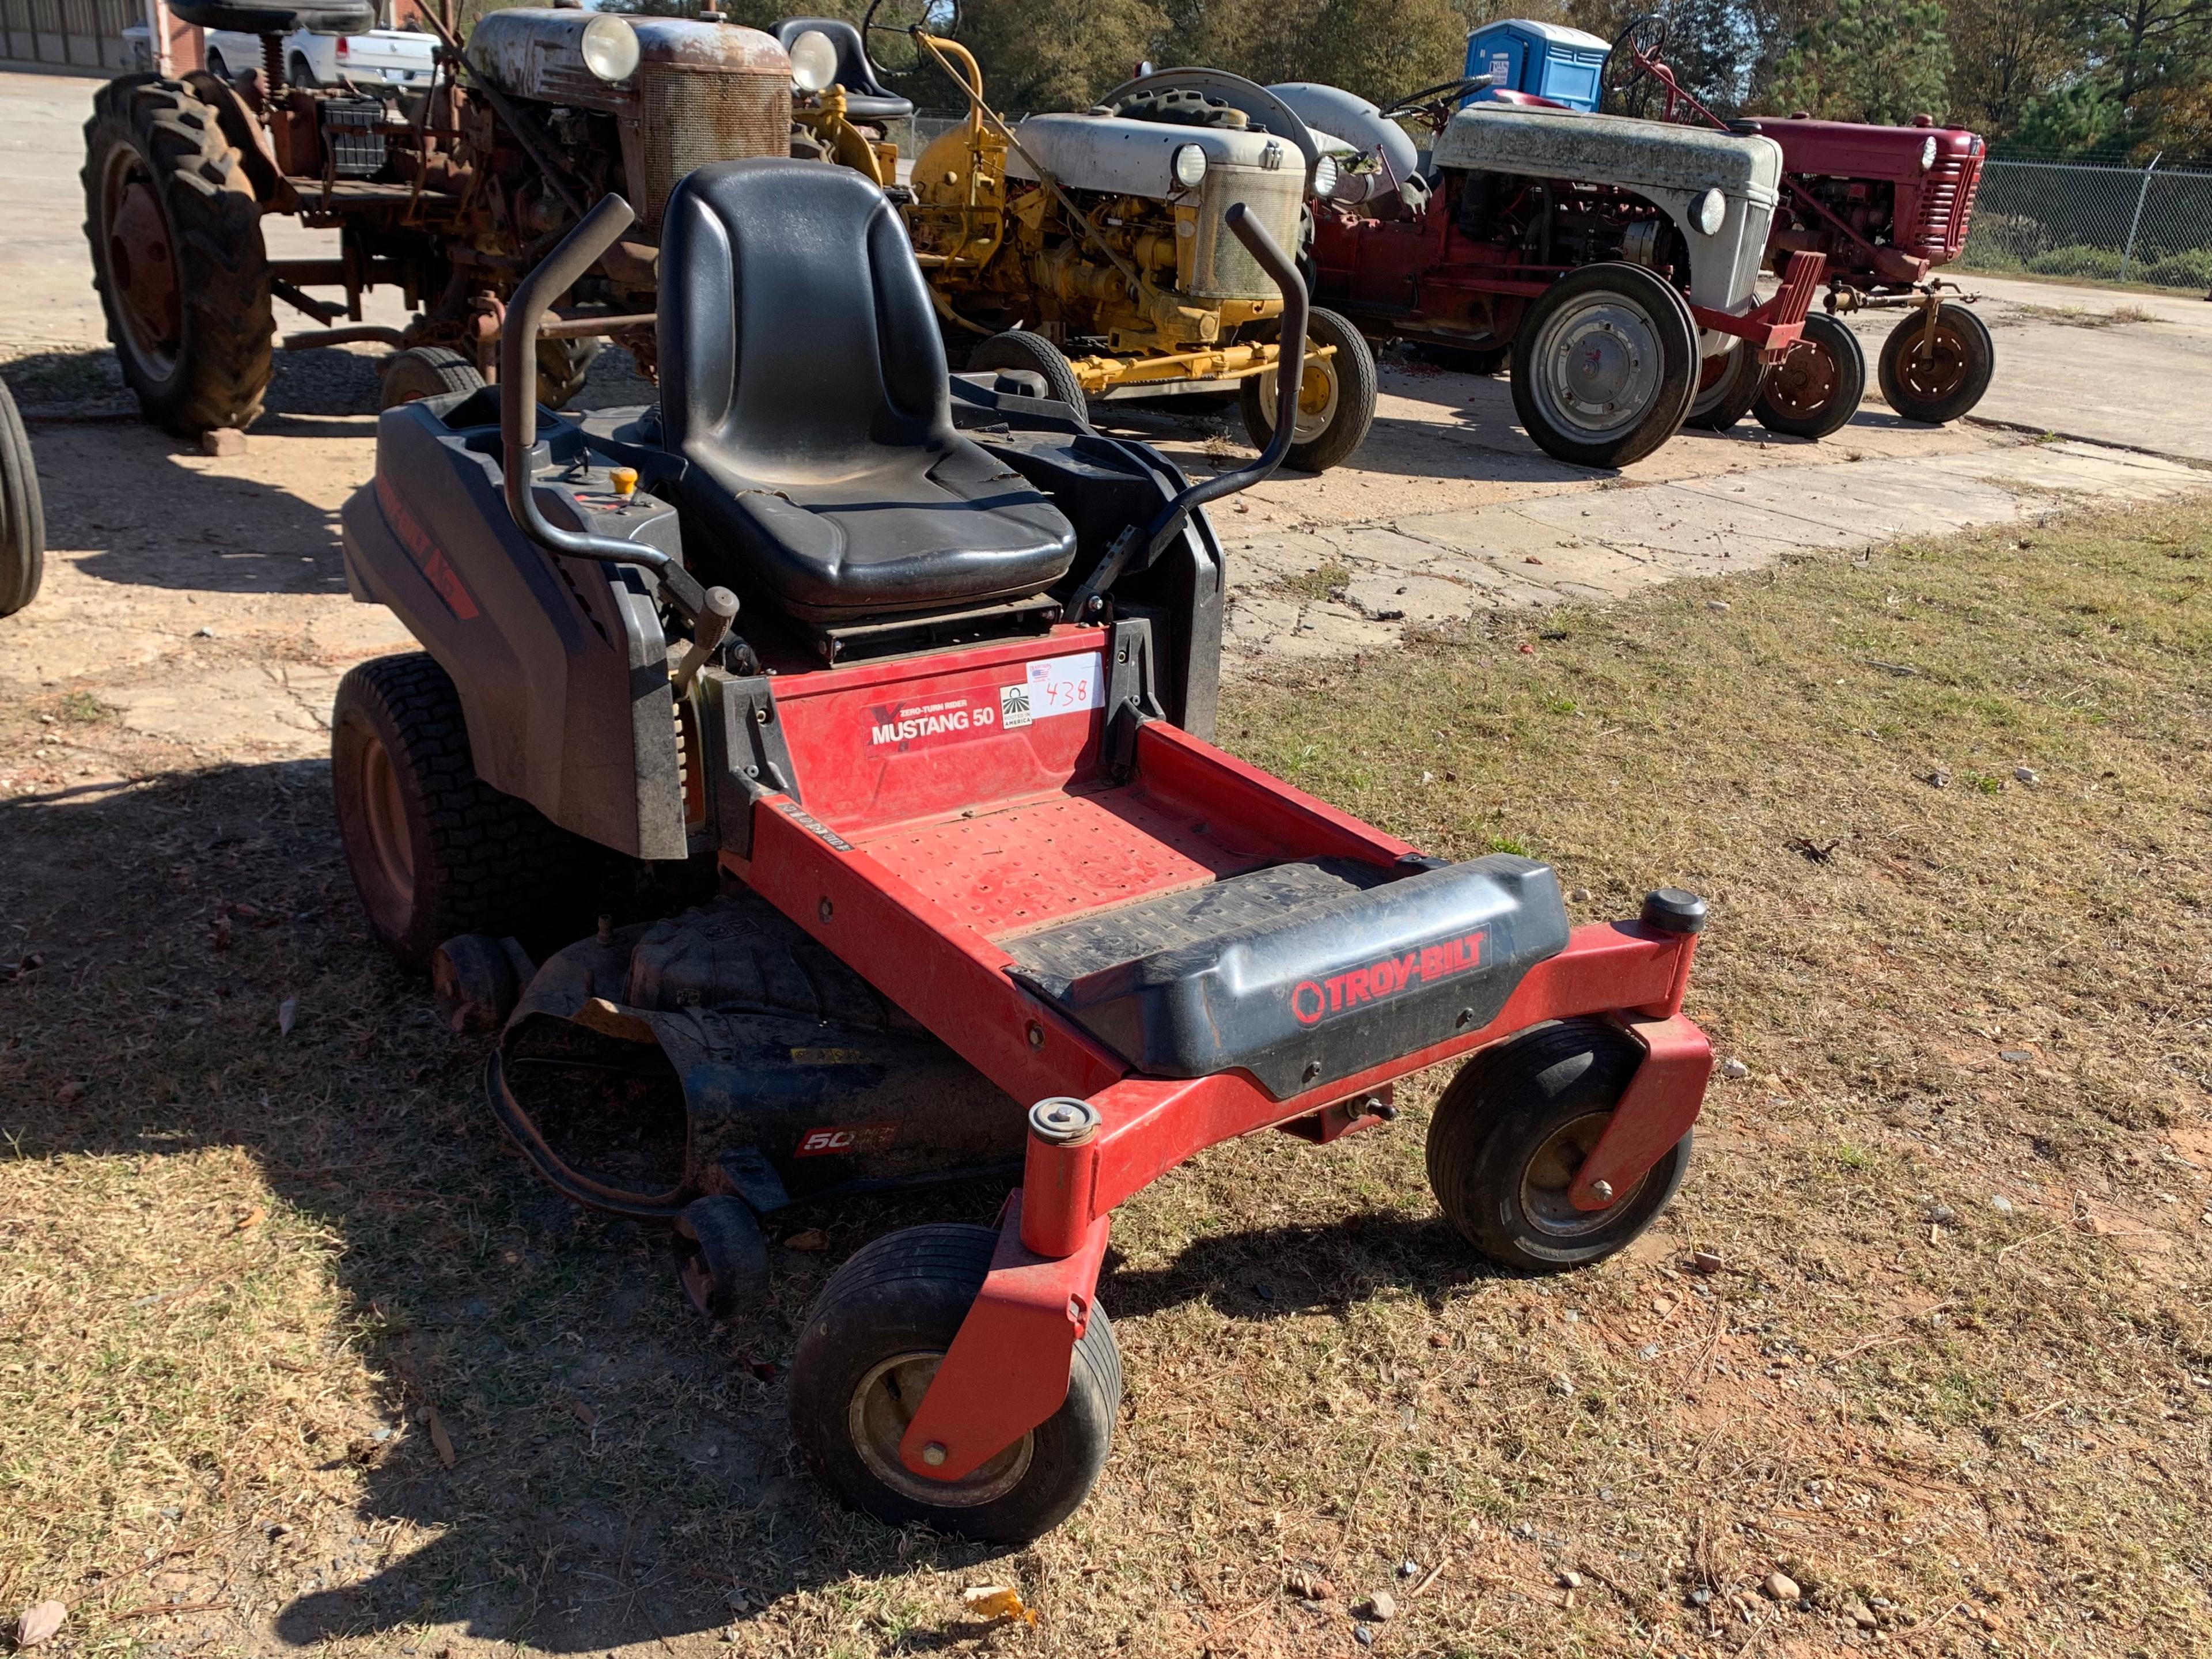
left=657, top=161, right=1075, bottom=624
left=772, top=18, right=915, bottom=124
left=168, top=0, right=372, bottom=33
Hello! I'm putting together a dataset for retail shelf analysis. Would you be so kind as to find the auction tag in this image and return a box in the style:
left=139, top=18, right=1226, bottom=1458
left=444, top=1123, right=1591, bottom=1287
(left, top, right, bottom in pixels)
left=1023, top=652, right=1104, bottom=720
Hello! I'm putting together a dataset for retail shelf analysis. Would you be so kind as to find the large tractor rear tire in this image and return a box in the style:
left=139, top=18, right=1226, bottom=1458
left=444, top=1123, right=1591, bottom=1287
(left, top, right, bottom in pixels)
left=332, top=653, right=609, bottom=969
left=83, top=75, right=272, bottom=437
left=0, top=381, right=44, bottom=619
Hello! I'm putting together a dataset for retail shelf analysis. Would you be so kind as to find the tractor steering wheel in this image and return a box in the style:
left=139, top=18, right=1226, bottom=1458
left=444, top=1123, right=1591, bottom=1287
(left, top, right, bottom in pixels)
left=1381, top=76, right=1491, bottom=134
left=1601, top=14, right=1668, bottom=108
left=859, top=0, right=960, bottom=76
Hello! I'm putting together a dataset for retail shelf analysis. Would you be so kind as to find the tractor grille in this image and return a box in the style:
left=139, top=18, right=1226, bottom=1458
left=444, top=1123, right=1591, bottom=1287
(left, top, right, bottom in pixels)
left=638, top=67, right=791, bottom=232
left=1907, top=153, right=1982, bottom=262
left=1187, top=165, right=1306, bottom=300
left=320, top=99, right=387, bottom=179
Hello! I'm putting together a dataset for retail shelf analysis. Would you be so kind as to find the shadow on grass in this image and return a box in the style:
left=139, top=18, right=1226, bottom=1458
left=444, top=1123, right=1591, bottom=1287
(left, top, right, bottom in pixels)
left=0, top=756, right=1029, bottom=1650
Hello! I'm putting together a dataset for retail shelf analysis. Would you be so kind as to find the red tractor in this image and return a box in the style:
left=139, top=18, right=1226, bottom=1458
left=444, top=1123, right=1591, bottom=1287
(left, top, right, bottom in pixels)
left=1603, top=16, right=1994, bottom=438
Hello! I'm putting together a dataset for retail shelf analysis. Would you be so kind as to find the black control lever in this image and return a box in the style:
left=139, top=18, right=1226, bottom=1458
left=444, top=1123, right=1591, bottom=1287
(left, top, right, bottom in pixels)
left=499, top=194, right=731, bottom=634
left=1068, top=201, right=1310, bottom=616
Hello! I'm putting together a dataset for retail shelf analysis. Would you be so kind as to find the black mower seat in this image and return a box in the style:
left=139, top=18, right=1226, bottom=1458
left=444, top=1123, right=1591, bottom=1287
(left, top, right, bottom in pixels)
left=658, top=161, right=1076, bottom=624
left=772, top=18, right=916, bottom=123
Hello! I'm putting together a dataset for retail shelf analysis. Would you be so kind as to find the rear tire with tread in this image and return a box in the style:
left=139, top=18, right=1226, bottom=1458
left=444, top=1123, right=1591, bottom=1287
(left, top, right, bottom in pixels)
left=380, top=346, right=484, bottom=409
left=82, top=75, right=272, bottom=435
left=0, top=381, right=44, bottom=618
left=332, top=652, right=607, bottom=968
left=790, top=1224, right=1119, bottom=1542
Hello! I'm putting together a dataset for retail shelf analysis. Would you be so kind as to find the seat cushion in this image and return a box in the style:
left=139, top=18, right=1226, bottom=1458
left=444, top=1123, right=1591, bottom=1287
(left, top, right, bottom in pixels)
left=659, top=160, right=1077, bottom=622
left=677, top=438, right=1078, bottom=622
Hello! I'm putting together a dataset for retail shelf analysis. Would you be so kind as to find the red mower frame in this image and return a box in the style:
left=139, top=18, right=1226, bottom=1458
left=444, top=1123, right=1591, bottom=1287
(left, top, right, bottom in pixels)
left=717, top=623, right=1713, bottom=1486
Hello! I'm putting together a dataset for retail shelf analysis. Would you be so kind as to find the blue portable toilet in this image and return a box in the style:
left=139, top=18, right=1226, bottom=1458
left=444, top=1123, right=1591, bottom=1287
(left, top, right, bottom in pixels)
left=1462, top=19, right=1613, bottom=112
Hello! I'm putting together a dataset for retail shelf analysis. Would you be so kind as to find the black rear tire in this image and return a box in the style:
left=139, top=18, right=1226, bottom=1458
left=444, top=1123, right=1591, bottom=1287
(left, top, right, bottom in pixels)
left=967, top=330, right=1088, bottom=420
left=1753, top=310, right=1863, bottom=440
left=676, top=1196, right=771, bottom=1321
left=0, top=381, right=44, bottom=618
left=331, top=653, right=608, bottom=968
left=1239, top=305, right=1377, bottom=473
left=1427, top=1018, right=1692, bottom=1272
left=82, top=75, right=273, bottom=436
left=790, top=1224, right=1120, bottom=1542
left=1877, top=302, right=1994, bottom=425
left=1510, top=263, right=1696, bottom=468
left=1684, top=342, right=1766, bottom=431
left=379, top=346, right=484, bottom=409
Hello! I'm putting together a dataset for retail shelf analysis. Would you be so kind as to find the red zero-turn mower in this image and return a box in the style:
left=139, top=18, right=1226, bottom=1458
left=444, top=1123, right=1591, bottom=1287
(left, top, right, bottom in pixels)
left=334, top=159, right=1716, bottom=1541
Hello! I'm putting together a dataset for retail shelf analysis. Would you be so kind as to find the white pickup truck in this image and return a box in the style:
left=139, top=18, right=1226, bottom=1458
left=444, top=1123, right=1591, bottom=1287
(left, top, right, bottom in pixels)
left=205, top=22, right=435, bottom=89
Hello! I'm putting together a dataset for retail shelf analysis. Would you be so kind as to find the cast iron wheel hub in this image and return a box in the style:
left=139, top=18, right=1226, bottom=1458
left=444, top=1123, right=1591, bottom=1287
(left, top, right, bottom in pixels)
left=849, top=1351, right=1035, bottom=1506
left=1763, top=335, right=1839, bottom=419
left=1893, top=323, right=1971, bottom=403
left=1518, top=1110, right=1651, bottom=1238
left=104, top=156, right=181, bottom=372
left=1535, top=295, right=1662, bottom=440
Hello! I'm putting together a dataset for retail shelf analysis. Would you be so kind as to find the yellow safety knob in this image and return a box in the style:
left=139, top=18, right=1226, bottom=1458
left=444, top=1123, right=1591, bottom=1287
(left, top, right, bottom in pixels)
left=609, top=466, right=638, bottom=499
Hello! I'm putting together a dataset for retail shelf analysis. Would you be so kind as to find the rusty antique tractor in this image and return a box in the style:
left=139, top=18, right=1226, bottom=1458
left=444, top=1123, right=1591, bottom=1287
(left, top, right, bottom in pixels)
left=82, top=1, right=832, bottom=434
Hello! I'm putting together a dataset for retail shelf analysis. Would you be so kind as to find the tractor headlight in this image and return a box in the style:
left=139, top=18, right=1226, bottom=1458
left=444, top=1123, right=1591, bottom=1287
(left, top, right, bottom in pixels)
left=1919, top=134, right=1938, bottom=171
left=1690, top=186, right=1726, bottom=236
left=1311, top=153, right=1340, bottom=199
left=579, top=14, right=639, bottom=83
left=789, top=28, right=838, bottom=93
left=1171, top=142, right=1208, bottom=190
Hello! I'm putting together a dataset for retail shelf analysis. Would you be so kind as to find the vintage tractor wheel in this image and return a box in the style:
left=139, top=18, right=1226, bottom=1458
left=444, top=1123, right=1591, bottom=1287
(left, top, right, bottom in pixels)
left=1427, top=1018, right=1692, bottom=1272
left=1684, top=342, right=1766, bottom=432
left=1239, top=306, right=1377, bottom=474
left=0, top=380, right=45, bottom=619
left=82, top=75, right=273, bottom=437
left=537, top=336, right=604, bottom=410
left=1753, top=311, right=1863, bottom=440
left=379, top=346, right=485, bottom=409
left=675, top=1196, right=771, bottom=1322
left=968, top=331, right=1088, bottom=419
left=332, top=653, right=608, bottom=968
left=1510, top=263, right=1697, bottom=469
left=1878, top=302, right=1994, bottom=426
left=790, top=1223, right=1120, bottom=1543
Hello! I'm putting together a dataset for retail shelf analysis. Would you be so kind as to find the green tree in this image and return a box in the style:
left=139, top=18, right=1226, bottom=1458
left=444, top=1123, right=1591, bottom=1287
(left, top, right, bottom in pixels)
left=1764, top=0, right=1953, bottom=122
left=952, top=0, right=1167, bottom=112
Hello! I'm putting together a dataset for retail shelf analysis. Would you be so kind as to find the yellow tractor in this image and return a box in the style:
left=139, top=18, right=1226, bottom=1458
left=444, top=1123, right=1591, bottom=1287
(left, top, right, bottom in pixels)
left=832, top=32, right=1377, bottom=473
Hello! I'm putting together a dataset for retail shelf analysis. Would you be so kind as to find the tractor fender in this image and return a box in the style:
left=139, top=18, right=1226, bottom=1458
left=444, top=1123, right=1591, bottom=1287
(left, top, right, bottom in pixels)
left=181, top=69, right=294, bottom=211
left=1266, top=82, right=1418, bottom=203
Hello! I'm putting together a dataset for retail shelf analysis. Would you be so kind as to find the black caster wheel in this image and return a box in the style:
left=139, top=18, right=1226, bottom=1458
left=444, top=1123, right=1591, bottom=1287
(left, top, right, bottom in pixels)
left=430, top=933, right=531, bottom=1033
left=1427, top=1018, right=1692, bottom=1272
left=789, top=1224, right=1119, bottom=1542
left=675, top=1195, right=770, bottom=1321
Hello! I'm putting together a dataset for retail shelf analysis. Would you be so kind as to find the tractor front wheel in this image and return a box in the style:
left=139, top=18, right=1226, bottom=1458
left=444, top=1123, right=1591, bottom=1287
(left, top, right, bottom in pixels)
left=1753, top=310, right=1863, bottom=440
left=1239, top=306, right=1378, bottom=474
left=1684, top=341, right=1766, bottom=432
left=332, top=653, right=607, bottom=968
left=1878, top=302, right=1994, bottom=425
left=1427, top=1018, right=1692, bottom=1272
left=379, top=346, right=485, bottom=409
left=1510, top=263, right=1697, bottom=469
left=82, top=75, right=272, bottom=436
left=790, top=1224, right=1120, bottom=1542
left=0, top=381, right=44, bottom=618
left=967, top=330, right=1089, bottom=421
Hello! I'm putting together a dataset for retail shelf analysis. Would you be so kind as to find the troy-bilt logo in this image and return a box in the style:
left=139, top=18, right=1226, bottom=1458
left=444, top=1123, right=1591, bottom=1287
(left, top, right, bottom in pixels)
left=793, top=1122, right=900, bottom=1158
left=1290, top=929, right=1490, bottom=1026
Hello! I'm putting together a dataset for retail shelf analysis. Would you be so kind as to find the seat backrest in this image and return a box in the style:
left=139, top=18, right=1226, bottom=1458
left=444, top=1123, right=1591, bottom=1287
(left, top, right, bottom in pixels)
left=771, top=17, right=915, bottom=116
left=658, top=160, right=952, bottom=486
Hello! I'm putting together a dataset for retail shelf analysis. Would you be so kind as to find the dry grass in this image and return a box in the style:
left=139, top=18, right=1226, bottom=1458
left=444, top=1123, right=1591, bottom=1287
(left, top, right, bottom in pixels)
left=3, top=498, right=2210, bottom=1658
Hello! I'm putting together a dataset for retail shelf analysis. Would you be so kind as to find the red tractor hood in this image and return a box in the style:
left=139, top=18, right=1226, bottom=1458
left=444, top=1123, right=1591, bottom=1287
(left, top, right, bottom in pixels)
left=1729, top=116, right=1982, bottom=181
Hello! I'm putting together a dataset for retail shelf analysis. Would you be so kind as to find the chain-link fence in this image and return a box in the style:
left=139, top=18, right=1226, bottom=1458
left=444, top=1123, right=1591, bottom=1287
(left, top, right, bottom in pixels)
left=1960, top=158, right=2212, bottom=293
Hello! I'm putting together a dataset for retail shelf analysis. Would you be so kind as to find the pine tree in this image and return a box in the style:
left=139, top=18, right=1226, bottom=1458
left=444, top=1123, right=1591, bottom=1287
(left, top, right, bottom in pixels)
left=1763, top=0, right=1954, bottom=123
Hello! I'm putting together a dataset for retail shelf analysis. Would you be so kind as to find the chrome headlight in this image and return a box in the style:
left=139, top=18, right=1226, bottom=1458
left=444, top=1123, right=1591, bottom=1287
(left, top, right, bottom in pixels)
left=1171, top=142, right=1208, bottom=190
left=579, top=14, right=639, bottom=83
left=1919, top=135, right=1938, bottom=171
left=1690, top=187, right=1726, bottom=236
left=1311, top=153, right=1340, bottom=199
left=789, top=28, right=838, bottom=93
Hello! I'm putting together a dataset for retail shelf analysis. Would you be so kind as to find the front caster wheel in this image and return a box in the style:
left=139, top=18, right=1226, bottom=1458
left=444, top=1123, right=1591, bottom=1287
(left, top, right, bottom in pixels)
left=675, top=1196, right=770, bottom=1321
left=790, top=1224, right=1120, bottom=1542
left=1427, top=1018, right=1691, bottom=1272
left=1877, top=302, right=1994, bottom=425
